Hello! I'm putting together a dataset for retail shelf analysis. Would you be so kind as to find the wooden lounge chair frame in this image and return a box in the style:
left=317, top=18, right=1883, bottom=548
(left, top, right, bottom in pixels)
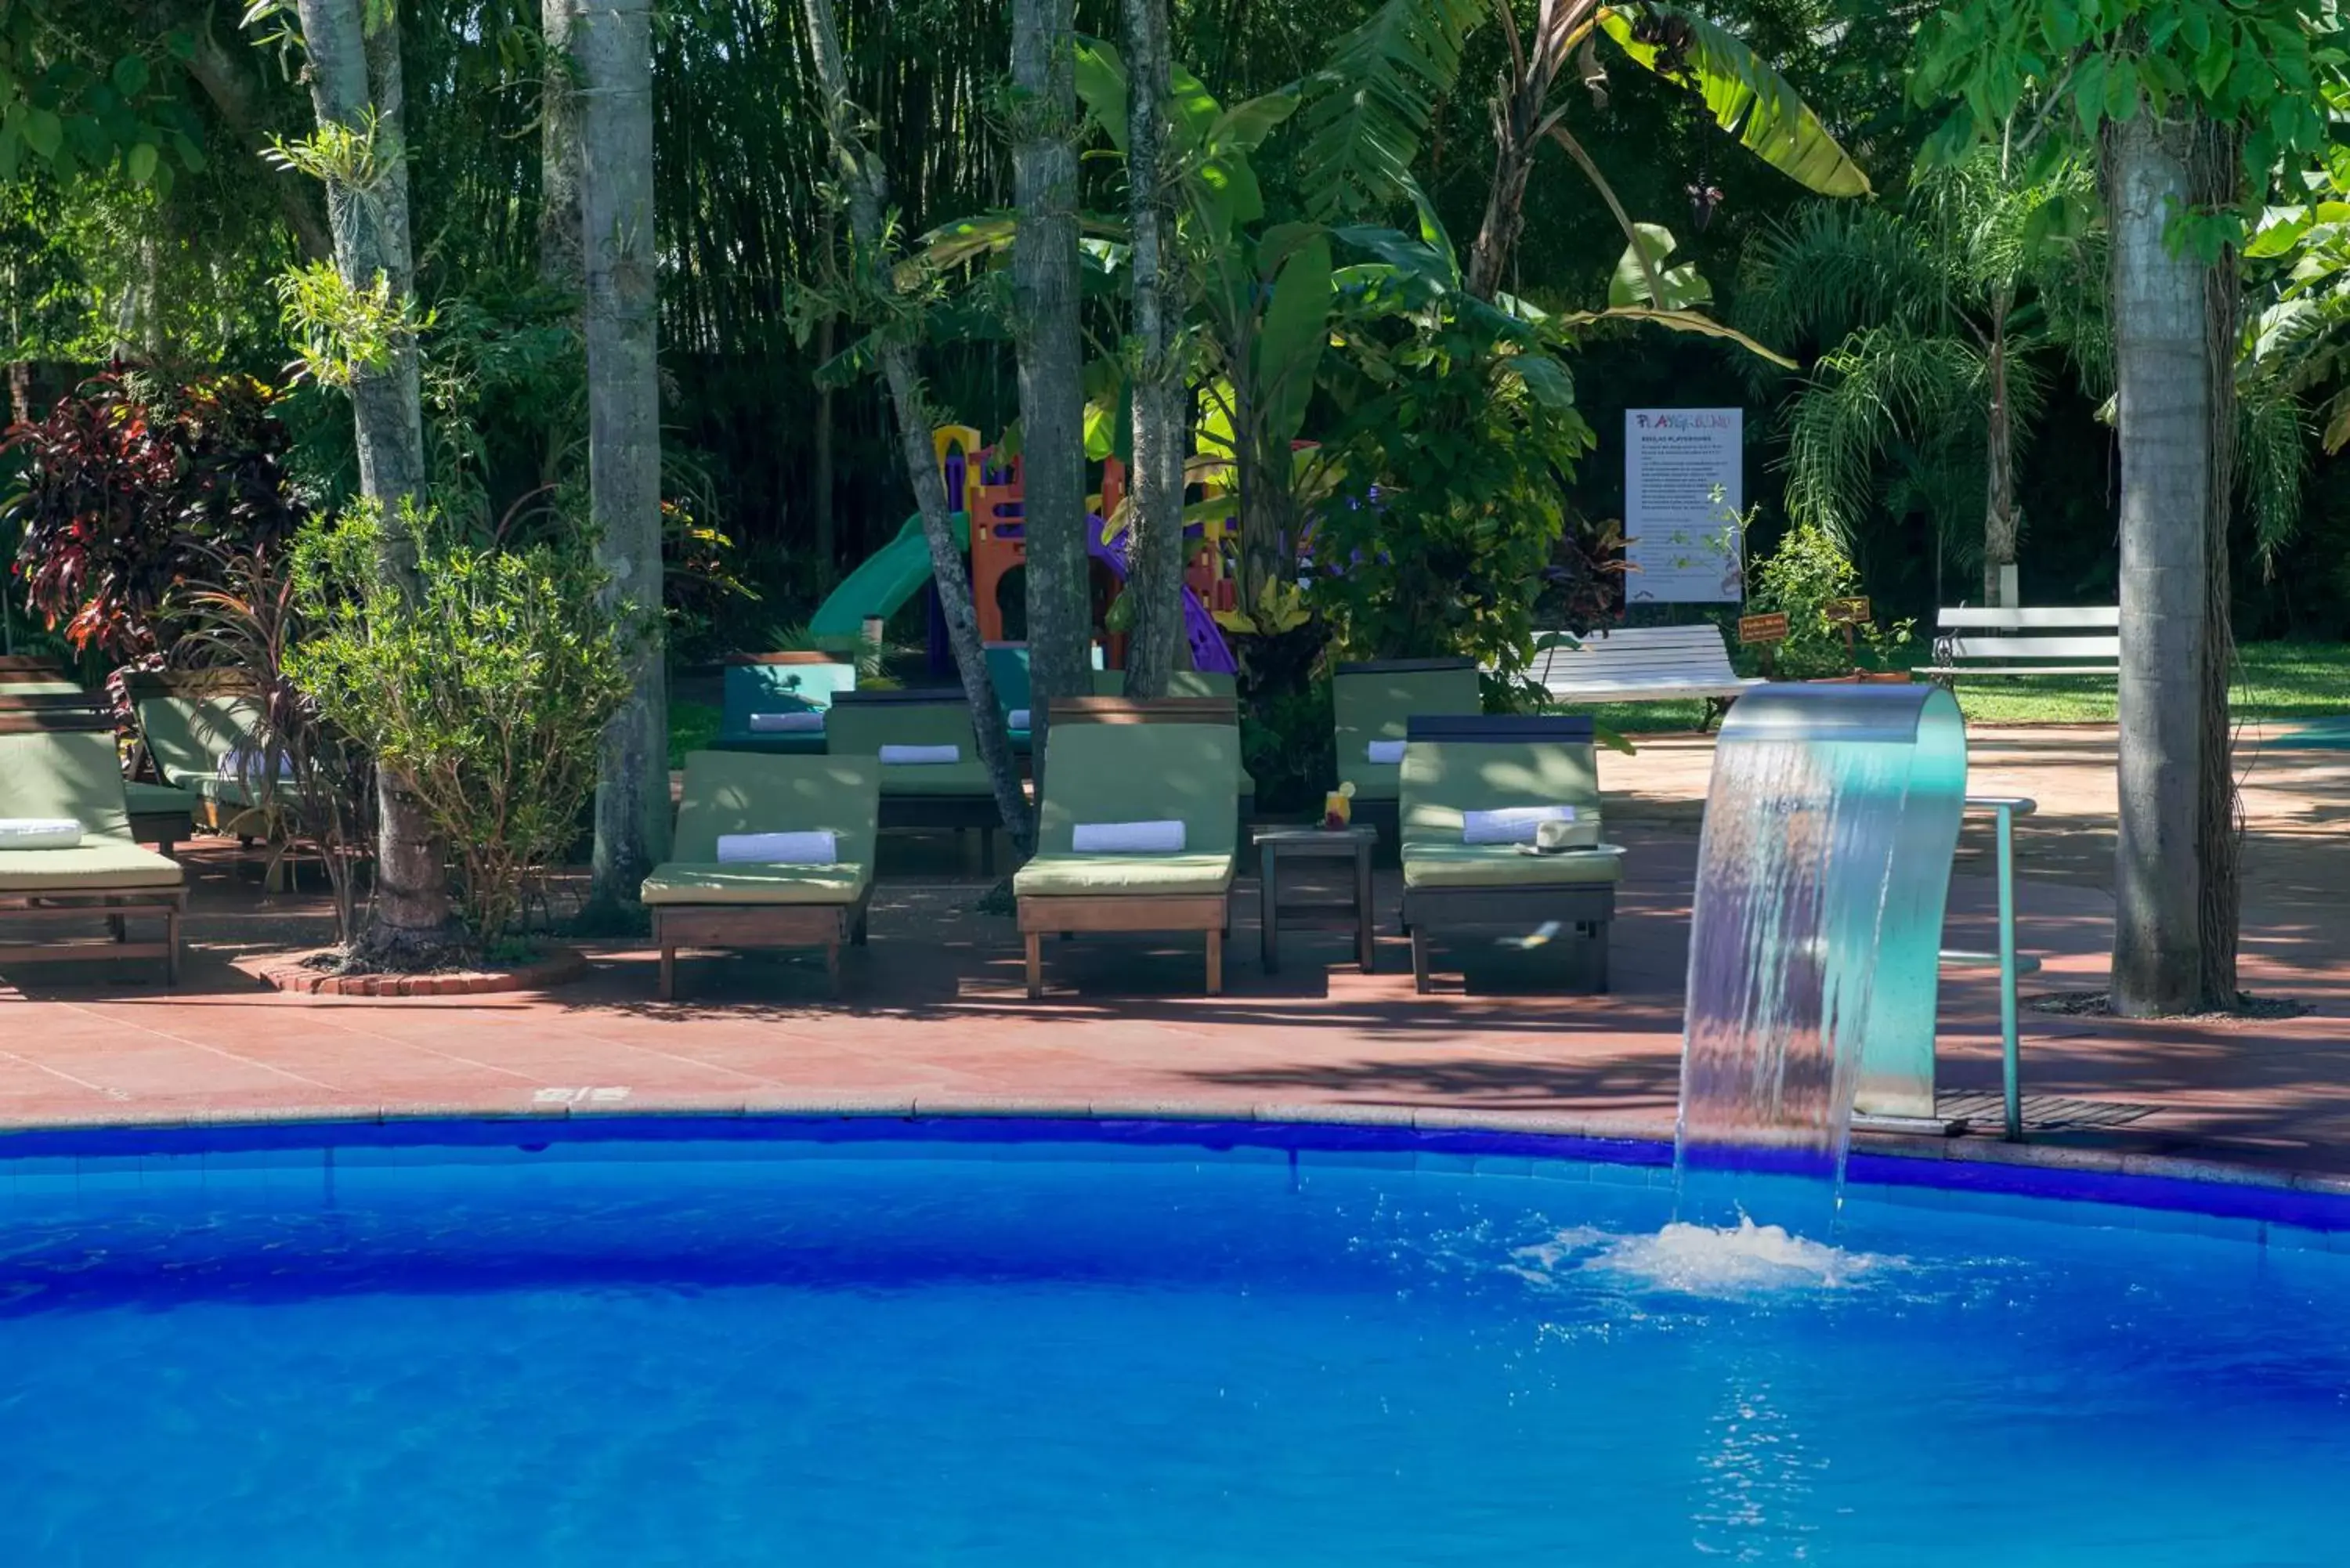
left=1396, top=714, right=1614, bottom=995
left=654, top=892, right=872, bottom=1001
left=1018, top=697, right=1238, bottom=999
left=645, top=751, right=880, bottom=1001
left=0, top=710, right=184, bottom=984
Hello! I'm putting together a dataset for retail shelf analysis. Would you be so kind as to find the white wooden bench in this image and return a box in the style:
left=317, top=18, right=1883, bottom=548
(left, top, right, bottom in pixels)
left=1916, top=607, right=2120, bottom=681
left=1515, top=624, right=1760, bottom=729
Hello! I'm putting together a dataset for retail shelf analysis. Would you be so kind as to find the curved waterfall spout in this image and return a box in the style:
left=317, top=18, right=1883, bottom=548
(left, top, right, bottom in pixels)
left=1677, top=685, right=1967, bottom=1179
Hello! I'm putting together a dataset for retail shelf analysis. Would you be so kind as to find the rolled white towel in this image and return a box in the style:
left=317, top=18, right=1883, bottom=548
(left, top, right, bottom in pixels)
left=217, top=747, right=295, bottom=783
left=0, top=818, right=82, bottom=850
left=1007, top=708, right=1032, bottom=731
left=1072, top=818, right=1186, bottom=854
left=716, top=830, right=838, bottom=865
left=1365, top=739, right=1406, bottom=765
left=746, top=710, right=824, bottom=734
left=1462, top=804, right=1577, bottom=844
left=879, top=743, right=961, bottom=766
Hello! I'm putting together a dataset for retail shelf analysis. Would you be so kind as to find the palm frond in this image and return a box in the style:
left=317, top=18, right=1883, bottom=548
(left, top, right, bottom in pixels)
left=1778, top=326, right=1987, bottom=547
left=1294, top=0, right=1484, bottom=224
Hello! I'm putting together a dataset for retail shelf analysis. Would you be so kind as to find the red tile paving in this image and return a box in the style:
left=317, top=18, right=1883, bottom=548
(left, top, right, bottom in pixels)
left=2, top=725, right=2346, bottom=1180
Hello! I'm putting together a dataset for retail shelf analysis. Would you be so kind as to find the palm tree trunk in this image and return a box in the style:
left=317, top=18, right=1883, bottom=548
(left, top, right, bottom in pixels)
left=293, top=0, right=460, bottom=965
left=1121, top=0, right=1183, bottom=696
left=2104, top=111, right=2208, bottom=1017
left=1010, top=0, right=1091, bottom=769
left=1982, top=291, right=2018, bottom=607
left=573, top=0, right=671, bottom=912
left=797, top=0, right=1032, bottom=854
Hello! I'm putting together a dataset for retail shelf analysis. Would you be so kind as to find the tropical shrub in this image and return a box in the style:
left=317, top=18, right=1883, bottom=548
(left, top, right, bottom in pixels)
left=288, top=500, right=642, bottom=949
left=170, top=543, right=374, bottom=941
left=1748, top=521, right=1913, bottom=678
left=1313, top=298, right=1595, bottom=694
left=5, top=371, right=306, bottom=659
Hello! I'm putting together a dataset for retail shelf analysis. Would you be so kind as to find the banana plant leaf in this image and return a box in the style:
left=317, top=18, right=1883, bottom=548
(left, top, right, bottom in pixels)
left=1607, top=224, right=1711, bottom=309
left=1597, top=4, right=1871, bottom=199
left=1548, top=304, right=1798, bottom=368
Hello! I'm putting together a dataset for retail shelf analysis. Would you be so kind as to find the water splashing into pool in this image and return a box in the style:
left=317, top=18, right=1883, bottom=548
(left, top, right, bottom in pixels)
left=1673, top=685, right=1969, bottom=1229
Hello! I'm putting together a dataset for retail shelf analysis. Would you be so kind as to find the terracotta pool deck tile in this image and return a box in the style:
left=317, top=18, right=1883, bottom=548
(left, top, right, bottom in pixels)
left=3, top=724, right=2348, bottom=1173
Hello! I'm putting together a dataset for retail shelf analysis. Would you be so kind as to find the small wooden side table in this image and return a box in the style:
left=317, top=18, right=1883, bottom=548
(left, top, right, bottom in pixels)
left=1253, top=822, right=1379, bottom=974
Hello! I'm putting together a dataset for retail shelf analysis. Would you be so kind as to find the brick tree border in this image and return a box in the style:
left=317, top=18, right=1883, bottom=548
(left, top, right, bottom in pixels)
left=236, top=945, right=591, bottom=998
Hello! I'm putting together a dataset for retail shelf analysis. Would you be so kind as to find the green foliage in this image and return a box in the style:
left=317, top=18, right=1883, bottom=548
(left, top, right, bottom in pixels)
left=1745, top=519, right=1914, bottom=677
left=1596, top=4, right=1871, bottom=199
left=1914, top=0, right=2341, bottom=247
left=1314, top=258, right=1596, bottom=679
left=5, top=370, right=308, bottom=659
left=1239, top=674, right=1336, bottom=815
left=288, top=500, right=643, bottom=948
left=0, top=2, right=208, bottom=190
left=1292, top=0, right=1482, bottom=223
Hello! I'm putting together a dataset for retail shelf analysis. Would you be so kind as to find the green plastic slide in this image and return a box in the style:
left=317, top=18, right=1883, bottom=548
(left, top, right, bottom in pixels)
left=809, top=514, right=964, bottom=640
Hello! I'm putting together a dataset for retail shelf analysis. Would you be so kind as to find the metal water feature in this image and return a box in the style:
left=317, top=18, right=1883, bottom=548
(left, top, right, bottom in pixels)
left=1676, top=684, right=1968, bottom=1179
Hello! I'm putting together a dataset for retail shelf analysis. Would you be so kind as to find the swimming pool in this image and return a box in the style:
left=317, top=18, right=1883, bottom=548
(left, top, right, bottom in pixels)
left=2, top=1118, right=2345, bottom=1566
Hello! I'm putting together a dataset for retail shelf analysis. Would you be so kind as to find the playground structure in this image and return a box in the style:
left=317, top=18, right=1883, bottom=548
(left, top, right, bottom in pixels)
left=809, top=427, right=1240, bottom=677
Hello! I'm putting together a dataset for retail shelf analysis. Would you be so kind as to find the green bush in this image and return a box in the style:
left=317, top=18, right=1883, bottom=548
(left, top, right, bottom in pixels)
left=288, top=500, right=642, bottom=948
left=1747, top=521, right=1917, bottom=677
left=1312, top=305, right=1594, bottom=684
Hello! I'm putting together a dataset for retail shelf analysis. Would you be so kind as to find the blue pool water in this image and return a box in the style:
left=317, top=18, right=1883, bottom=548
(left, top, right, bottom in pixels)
left=2, top=1122, right=2346, bottom=1567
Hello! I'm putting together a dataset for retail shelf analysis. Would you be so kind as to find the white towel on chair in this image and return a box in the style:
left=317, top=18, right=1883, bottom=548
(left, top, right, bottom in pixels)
left=1007, top=708, right=1032, bottom=731
left=746, top=710, right=824, bottom=734
left=879, top=744, right=961, bottom=766
left=1072, top=819, right=1185, bottom=854
left=1365, top=739, right=1406, bottom=765
left=1462, top=805, right=1576, bottom=844
left=716, top=830, right=838, bottom=865
left=0, top=818, right=81, bottom=849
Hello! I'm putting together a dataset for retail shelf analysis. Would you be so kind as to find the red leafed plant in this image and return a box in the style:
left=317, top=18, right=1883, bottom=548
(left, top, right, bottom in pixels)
left=5, top=369, right=306, bottom=660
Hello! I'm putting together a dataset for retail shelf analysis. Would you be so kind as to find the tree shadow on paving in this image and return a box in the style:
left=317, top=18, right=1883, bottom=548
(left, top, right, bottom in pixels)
left=1169, top=1054, right=1679, bottom=1109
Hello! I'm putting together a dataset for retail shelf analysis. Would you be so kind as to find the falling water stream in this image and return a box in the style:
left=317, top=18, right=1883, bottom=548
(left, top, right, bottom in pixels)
left=1673, top=685, right=1968, bottom=1230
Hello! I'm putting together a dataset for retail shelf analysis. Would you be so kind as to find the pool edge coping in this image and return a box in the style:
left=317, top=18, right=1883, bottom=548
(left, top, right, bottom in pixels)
left=4, top=1096, right=2345, bottom=1201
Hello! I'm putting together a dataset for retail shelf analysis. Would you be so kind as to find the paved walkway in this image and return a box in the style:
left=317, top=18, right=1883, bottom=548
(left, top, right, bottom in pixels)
left=2, top=726, right=2346, bottom=1179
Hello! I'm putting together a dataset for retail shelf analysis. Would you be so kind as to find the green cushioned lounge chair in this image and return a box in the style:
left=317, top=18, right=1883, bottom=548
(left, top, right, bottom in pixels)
left=825, top=688, right=1003, bottom=873
left=641, top=750, right=880, bottom=999
left=1012, top=698, right=1239, bottom=998
left=1088, top=669, right=1257, bottom=825
left=716, top=654, right=858, bottom=755
left=5, top=686, right=193, bottom=852
left=0, top=711, right=185, bottom=982
left=131, top=685, right=286, bottom=837
left=1397, top=714, right=1619, bottom=995
left=1332, top=657, right=1482, bottom=847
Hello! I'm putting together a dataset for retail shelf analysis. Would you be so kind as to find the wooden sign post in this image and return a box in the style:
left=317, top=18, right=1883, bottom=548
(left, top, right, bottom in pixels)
left=1822, top=596, right=1872, bottom=673
left=1737, top=611, right=1790, bottom=678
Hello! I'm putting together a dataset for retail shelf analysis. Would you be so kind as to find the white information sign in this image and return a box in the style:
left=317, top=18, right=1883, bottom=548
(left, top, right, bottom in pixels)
left=1624, top=408, right=1744, bottom=602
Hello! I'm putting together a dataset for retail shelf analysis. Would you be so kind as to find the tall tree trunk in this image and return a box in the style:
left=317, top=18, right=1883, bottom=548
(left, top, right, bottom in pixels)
left=293, top=0, right=461, bottom=964
left=1010, top=0, right=1090, bottom=768
left=2193, top=125, right=2242, bottom=1006
left=1982, top=291, right=2018, bottom=606
left=1121, top=0, right=1183, bottom=696
left=797, top=0, right=1032, bottom=854
left=182, top=14, right=335, bottom=264
left=538, top=0, right=584, bottom=292
left=2104, top=111, right=2208, bottom=1017
left=573, top=0, right=671, bottom=911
